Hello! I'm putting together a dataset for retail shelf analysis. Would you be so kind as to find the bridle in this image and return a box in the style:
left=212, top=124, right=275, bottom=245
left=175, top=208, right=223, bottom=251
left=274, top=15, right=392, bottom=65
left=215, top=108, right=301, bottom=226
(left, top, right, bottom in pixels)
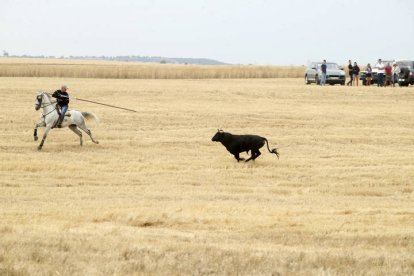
left=35, top=93, right=58, bottom=117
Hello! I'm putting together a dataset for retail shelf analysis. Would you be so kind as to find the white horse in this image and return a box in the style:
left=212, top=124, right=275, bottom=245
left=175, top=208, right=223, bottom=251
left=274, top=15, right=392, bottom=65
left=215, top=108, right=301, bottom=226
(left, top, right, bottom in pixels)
left=34, top=92, right=99, bottom=150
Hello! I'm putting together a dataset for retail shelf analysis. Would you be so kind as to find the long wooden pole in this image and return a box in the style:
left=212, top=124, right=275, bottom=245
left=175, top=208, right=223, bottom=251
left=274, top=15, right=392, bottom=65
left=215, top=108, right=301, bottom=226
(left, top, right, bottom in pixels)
left=48, top=93, right=137, bottom=112
left=74, top=97, right=137, bottom=113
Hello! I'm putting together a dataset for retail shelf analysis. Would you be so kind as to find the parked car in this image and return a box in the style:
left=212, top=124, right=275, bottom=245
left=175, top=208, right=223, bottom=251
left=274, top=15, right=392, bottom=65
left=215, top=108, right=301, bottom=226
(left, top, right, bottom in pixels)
left=305, top=62, right=346, bottom=85
left=396, top=60, right=414, bottom=86
left=360, top=60, right=393, bottom=85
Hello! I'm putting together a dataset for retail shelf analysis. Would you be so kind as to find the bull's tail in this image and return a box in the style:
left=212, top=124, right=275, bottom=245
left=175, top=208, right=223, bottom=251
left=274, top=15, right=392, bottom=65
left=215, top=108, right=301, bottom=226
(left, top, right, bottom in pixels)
left=264, top=138, right=279, bottom=159
left=81, top=112, right=99, bottom=124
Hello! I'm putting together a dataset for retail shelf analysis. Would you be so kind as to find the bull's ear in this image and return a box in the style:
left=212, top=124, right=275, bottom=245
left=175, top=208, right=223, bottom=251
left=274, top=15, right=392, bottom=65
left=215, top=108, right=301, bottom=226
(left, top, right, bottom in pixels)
left=218, top=128, right=223, bottom=132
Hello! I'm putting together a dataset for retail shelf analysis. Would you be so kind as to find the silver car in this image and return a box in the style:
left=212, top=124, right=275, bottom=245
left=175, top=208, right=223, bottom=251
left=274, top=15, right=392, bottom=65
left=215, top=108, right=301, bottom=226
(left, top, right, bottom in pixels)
left=305, top=62, right=346, bottom=85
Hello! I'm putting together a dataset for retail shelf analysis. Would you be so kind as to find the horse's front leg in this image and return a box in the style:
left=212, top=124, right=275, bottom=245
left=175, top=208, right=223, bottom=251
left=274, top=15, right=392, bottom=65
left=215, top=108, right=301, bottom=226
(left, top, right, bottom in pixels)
left=34, top=120, right=46, bottom=141
left=38, top=124, right=52, bottom=150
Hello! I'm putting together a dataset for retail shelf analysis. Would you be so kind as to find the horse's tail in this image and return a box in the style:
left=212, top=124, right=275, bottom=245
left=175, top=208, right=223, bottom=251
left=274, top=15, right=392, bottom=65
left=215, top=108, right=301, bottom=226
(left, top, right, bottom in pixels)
left=264, top=138, right=279, bottom=159
left=81, top=112, right=99, bottom=124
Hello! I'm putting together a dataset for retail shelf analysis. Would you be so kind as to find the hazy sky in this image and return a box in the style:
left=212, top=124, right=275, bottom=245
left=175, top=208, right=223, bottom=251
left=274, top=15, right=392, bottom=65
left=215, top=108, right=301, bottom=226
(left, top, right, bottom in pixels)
left=1, top=0, right=413, bottom=65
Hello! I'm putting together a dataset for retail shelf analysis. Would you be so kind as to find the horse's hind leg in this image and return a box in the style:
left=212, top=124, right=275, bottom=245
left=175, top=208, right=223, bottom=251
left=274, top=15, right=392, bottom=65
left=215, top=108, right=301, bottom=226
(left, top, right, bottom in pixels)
left=85, top=128, right=99, bottom=144
left=78, top=123, right=99, bottom=144
left=69, top=125, right=83, bottom=146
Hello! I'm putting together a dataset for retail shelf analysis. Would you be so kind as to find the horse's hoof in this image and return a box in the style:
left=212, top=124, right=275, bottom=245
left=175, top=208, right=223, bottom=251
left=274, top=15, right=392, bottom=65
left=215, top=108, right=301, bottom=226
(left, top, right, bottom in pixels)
left=95, top=141, right=99, bottom=144
left=34, top=136, right=38, bottom=141
left=37, top=146, right=42, bottom=151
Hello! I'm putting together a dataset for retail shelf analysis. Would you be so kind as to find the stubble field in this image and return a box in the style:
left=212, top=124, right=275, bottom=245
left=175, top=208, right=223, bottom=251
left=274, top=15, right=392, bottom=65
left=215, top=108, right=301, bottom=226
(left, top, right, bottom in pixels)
left=0, top=76, right=413, bottom=275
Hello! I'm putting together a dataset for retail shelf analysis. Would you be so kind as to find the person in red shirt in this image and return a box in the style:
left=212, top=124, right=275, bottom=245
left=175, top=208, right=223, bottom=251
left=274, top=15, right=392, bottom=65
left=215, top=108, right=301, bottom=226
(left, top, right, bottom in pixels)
left=384, top=63, right=392, bottom=86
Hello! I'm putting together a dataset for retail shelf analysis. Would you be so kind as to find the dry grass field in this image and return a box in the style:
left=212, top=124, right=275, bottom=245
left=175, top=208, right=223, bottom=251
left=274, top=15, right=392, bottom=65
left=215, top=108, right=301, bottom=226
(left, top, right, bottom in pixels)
left=0, top=73, right=414, bottom=275
left=0, top=58, right=304, bottom=79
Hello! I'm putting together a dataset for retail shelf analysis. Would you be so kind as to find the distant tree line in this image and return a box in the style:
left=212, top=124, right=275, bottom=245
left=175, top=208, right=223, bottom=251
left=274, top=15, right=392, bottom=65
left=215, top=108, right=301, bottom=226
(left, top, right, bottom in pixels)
left=1, top=51, right=227, bottom=65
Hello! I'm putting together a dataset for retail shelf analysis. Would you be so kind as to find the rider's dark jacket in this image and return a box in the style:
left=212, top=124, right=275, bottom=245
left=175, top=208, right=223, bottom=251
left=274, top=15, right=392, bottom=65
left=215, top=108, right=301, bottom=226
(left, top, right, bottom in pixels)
left=52, top=90, right=69, bottom=107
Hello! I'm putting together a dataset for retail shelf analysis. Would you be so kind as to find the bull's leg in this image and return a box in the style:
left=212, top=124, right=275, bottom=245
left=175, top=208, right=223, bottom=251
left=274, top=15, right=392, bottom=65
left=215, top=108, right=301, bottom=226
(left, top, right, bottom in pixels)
left=248, top=141, right=265, bottom=161
left=69, top=125, right=83, bottom=146
left=252, top=150, right=261, bottom=160
left=246, top=149, right=261, bottom=162
left=234, top=153, right=245, bottom=162
left=245, top=152, right=254, bottom=162
left=38, top=124, right=52, bottom=150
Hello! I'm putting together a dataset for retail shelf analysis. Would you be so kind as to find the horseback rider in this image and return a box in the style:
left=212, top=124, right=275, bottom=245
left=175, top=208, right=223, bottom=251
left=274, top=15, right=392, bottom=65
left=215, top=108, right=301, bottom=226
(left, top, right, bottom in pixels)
left=52, top=85, right=70, bottom=128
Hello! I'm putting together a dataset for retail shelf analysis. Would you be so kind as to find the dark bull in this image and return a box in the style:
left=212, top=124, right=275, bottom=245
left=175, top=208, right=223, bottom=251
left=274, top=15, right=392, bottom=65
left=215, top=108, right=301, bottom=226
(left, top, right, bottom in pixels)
left=212, top=130, right=279, bottom=162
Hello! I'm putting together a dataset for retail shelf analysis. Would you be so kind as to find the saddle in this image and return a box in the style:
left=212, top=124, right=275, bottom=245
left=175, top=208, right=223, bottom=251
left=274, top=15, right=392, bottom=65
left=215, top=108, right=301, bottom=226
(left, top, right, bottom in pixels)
left=52, top=106, right=71, bottom=129
left=56, top=106, right=71, bottom=117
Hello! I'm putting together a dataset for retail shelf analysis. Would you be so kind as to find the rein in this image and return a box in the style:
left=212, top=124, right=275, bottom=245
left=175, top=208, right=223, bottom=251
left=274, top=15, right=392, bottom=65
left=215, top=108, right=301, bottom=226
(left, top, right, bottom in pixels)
left=40, top=101, right=56, bottom=108
left=42, top=106, right=58, bottom=117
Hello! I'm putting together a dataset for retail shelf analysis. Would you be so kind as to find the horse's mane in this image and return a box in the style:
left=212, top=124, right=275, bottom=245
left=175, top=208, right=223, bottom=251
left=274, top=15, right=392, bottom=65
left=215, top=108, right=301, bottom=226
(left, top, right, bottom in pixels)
left=41, top=91, right=52, bottom=102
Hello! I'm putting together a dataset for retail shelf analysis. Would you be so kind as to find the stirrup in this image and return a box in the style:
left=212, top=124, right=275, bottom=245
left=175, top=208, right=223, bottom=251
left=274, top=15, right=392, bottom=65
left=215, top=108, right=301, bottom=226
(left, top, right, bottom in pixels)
left=55, top=118, right=63, bottom=128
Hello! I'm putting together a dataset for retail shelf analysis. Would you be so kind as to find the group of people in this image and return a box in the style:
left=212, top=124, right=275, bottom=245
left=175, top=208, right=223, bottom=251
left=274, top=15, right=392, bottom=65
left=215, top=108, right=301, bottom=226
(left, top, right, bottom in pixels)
left=346, top=59, right=401, bottom=87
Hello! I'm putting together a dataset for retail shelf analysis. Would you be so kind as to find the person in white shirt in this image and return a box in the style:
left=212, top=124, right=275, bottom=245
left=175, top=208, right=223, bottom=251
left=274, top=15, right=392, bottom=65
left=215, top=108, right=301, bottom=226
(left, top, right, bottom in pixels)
left=375, top=59, right=385, bottom=87
left=392, top=63, right=400, bottom=87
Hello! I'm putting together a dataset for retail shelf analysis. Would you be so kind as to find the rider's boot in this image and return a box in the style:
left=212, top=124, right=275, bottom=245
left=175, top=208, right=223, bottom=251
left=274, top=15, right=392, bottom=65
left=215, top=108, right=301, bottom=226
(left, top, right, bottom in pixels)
left=57, top=116, right=63, bottom=128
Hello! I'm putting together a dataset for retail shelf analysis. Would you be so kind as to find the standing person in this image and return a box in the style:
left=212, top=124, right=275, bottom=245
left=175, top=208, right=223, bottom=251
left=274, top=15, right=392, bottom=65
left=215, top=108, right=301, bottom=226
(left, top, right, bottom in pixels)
left=52, top=85, right=70, bottom=128
left=320, top=60, right=327, bottom=86
left=352, top=62, right=360, bottom=86
left=365, top=63, right=373, bottom=86
left=346, top=60, right=353, bottom=86
left=375, top=59, right=385, bottom=87
left=384, top=63, right=392, bottom=86
left=392, top=62, right=400, bottom=87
